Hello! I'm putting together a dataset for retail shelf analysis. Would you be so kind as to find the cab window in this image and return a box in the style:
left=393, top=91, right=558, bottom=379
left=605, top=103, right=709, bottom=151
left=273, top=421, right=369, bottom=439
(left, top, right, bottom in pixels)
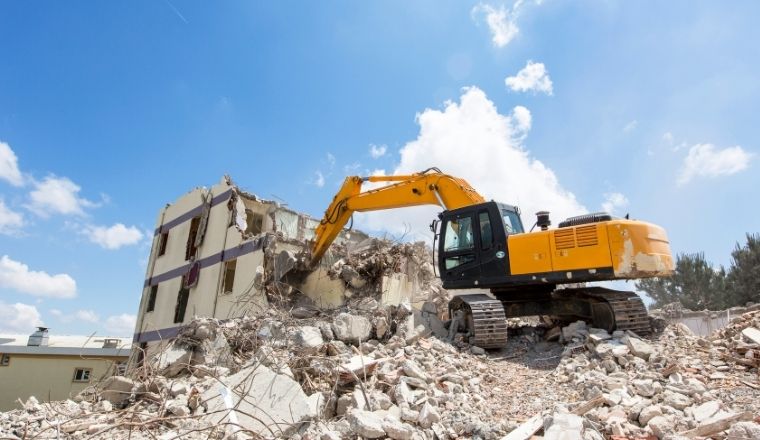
left=443, top=217, right=474, bottom=251
left=501, top=209, right=524, bottom=234
left=479, top=212, right=492, bottom=249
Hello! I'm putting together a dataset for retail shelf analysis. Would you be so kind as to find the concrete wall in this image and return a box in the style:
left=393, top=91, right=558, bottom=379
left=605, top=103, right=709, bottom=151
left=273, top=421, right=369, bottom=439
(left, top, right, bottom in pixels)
left=660, top=305, right=760, bottom=337
left=0, top=354, right=126, bottom=410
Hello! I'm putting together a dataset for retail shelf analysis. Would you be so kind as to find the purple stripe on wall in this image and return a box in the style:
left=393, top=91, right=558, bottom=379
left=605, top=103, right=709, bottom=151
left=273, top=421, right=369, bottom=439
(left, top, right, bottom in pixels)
left=154, top=189, right=233, bottom=236
left=132, top=325, right=182, bottom=343
left=143, top=235, right=272, bottom=287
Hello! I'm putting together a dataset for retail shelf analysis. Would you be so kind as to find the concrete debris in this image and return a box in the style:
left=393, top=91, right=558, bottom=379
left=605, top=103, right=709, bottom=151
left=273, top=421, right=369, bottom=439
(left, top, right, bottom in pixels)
left=331, top=312, right=372, bottom=344
left=3, top=257, right=760, bottom=440
left=347, top=409, right=386, bottom=438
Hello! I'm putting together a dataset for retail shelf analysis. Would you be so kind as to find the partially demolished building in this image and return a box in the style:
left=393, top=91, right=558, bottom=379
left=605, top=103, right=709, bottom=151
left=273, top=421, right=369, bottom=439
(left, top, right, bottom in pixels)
left=133, top=176, right=439, bottom=357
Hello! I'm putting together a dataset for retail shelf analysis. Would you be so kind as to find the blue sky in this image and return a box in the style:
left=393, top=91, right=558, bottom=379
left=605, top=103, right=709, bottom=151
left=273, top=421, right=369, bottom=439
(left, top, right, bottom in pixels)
left=1, top=1, right=757, bottom=335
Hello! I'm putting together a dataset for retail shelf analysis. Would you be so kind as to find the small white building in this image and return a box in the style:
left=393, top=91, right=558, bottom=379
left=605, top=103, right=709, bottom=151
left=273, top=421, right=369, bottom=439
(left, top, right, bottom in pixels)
left=0, top=328, right=131, bottom=410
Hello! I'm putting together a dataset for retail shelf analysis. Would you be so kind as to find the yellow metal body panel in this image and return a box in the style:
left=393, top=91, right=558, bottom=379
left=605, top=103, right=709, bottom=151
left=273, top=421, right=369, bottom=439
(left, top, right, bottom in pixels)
left=507, top=220, right=673, bottom=280
left=507, top=232, right=553, bottom=274
left=550, top=223, right=613, bottom=271
left=606, top=220, right=673, bottom=278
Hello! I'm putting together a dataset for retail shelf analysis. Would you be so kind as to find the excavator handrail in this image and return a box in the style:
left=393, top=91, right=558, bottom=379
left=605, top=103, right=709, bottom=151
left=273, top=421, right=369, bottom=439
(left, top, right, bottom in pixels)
left=310, top=169, right=485, bottom=264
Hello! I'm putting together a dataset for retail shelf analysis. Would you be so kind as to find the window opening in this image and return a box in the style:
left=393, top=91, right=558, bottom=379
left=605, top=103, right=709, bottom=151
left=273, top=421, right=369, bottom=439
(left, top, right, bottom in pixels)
left=222, top=259, right=237, bottom=294
left=147, top=285, right=158, bottom=312
left=174, top=288, right=190, bottom=323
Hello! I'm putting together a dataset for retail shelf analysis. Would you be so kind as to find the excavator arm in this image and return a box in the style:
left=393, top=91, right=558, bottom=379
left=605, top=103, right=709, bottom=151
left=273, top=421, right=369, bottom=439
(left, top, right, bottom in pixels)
left=311, top=168, right=485, bottom=263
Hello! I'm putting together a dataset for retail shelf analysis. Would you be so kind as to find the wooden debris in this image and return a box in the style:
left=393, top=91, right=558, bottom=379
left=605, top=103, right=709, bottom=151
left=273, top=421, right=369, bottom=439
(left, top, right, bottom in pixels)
left=680, top=411, right=754, bottom=438
left=501, top=413, right=543, bottom=440
left=572, top=396, right=605, bottom=416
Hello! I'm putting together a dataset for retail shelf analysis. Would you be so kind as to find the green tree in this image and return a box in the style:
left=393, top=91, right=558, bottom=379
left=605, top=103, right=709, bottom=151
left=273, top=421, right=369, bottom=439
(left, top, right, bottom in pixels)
left=726, top=233, right=760, bottom=307
left=636, top=253, right=727, bottom=310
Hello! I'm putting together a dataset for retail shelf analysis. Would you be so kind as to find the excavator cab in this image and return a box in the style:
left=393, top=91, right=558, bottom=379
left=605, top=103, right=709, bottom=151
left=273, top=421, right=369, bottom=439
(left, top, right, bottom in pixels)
left=437, top=201, right=523, bottom=289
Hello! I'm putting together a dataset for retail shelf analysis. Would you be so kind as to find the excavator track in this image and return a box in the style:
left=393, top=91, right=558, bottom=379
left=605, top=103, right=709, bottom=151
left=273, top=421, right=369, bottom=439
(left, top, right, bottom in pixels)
left=448, top=294, right=508, bottom=349
left=565, top=287, right=652, bottom=336
left=452, top=287, right=651, bottom=350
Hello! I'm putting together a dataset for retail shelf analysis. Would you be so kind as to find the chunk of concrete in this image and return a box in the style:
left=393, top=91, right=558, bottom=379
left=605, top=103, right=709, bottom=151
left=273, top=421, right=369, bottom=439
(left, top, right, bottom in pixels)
left=292, top=326, right=324, bottom=350
left=647, top=415, right=673, bottom=439
left=401, top=360, right=428, bottom=381
left=741, top=327, right=760, bottom=344
left=727, top=422, right=760, bottom=439
left=373, top=316, right=389, bottom=339
left=347, top=409, right=386, bottom=438
left=155, top=344, right=194, bottom=377
left=632, top=379, right=656, bottom=397
left=692, top=400, right=720, bottom=423
left=382, top=416, right=414, bottom=440
left=417, top=402, right=440, bottom=428
left=544, top=412, right=583, bottom=440
left=201, top=363, right=312, bottom=436
left=663, top=391, right=691, bottom=410
left=332, top=313, right=372, bottom=344
left=638, top=405, right=662, bottom=425
left=99, top=376, right=135, bottom=406
left=275, top=250, right=298, bottom=280
left=624, top=336, right=653, bottom=360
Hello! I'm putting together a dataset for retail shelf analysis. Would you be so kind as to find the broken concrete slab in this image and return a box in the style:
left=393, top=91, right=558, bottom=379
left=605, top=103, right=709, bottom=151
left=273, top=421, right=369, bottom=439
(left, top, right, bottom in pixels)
left=201, top=363, right=312, bottom=436
left=544, top=412, right=583, bottom=440
left=99, top=376, right=135, bottom=407
left=741, top=326, right=760, bottom=345
left=691, top=400, right=720, bottom=423
left=154, top=343, right=194, bottom=377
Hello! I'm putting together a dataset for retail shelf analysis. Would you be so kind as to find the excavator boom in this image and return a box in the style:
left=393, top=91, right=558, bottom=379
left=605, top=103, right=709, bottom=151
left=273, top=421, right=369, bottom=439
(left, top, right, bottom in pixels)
left=311, top=168, right=484, bottom=262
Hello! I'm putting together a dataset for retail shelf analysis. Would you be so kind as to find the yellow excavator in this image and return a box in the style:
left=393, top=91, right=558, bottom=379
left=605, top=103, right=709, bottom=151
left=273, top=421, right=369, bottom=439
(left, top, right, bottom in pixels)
left=311, top=168, right=673, bottom=348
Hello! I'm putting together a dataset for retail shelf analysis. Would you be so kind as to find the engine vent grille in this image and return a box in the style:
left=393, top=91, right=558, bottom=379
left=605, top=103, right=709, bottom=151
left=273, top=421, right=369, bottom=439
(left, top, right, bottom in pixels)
left=554, top=229, right=575, bottom=249
left=575, top=225, right=599, bottom=247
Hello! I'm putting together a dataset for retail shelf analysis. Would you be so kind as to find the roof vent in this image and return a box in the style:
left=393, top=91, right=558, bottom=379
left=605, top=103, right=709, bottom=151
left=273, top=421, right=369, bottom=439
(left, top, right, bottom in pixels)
left=27, top=327, right=49, bottom=347
left=103, top=338, right=120, bottom=349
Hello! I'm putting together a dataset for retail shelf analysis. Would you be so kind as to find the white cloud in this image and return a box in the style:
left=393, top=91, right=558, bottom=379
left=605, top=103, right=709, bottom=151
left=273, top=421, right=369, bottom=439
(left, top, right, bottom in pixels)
left=511, top=105, right=532, bottom=135
left=75, top=309, right=100, bottom=324
left=50, top=308, right=100, bottom=324
left=0, top=141, right=24, bottom=187
left=677, top=143, right=752, bottom=185
left=26, top=176, right=97, bottom=217
left=369, top=144, right=388, bottom=159
left=0, top=301, right=43, bottom=333
left=82, top=223, right=144, bottom=250
left=0, top=199, right=24, bottom=235
left=472, top=4, right=519, bottom=48
left=104, top=313, right=136, bottom=336
left=0, top=255, right=77, bottom=299
left=623, top=120, right=638, bottom=133
left=359, top=87, right=586, bottom=240
left=326, top=153, right=336, bottom=168
left=505, top=61, right=553, bottom=95
left=601, top=192, right=629, bottom=215
left=663, top=132, right=674, bottom=144
left=313, top=171, right=325, bottom=188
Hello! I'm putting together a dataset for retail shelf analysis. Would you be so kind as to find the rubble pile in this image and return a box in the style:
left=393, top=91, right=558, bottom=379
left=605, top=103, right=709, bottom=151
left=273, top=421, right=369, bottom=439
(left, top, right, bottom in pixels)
left=548, top=317, right=760, bottom=439
left=3, top=306, right=759, bottom=439
left=710, top=309, right=760, bottom=369
left=2, top=227, right=759, bottom=440
left=0, top=307, right=565, bottom=440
